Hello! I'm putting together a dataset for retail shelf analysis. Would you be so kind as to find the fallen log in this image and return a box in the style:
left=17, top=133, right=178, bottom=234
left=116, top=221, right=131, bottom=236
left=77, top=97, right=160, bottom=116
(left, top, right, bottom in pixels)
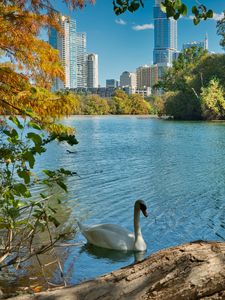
left=8, top=241, right=225, bottom=300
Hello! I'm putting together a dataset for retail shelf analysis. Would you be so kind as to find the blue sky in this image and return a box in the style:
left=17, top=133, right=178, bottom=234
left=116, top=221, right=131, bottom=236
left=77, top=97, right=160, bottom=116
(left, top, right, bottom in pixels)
left=54, top=0, right=224, bottom=86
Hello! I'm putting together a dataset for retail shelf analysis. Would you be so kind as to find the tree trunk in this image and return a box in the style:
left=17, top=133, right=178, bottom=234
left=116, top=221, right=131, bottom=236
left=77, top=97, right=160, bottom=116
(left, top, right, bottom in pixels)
left=8, top=241, right=225, bottom=300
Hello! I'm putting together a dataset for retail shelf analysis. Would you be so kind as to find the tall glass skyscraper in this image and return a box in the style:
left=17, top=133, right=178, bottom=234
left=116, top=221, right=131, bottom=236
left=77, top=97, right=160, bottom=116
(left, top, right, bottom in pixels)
left=153, top=0, right=177, bottom=77
left=49, top=17, right=89, bottom=90
left=49, top=16, right=77, bottom=90
left=76, top=32, right=87, bottom=88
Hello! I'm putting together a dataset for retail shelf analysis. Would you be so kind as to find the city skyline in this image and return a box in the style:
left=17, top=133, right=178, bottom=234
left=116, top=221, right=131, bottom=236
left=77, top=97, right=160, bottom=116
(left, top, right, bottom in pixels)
left=51, top=0, right=224, bottom=86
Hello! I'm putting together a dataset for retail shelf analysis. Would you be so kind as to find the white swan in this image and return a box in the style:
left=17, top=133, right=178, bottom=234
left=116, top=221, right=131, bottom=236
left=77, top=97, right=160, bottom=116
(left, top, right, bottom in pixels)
left=78, top=199, right=148, bottom=251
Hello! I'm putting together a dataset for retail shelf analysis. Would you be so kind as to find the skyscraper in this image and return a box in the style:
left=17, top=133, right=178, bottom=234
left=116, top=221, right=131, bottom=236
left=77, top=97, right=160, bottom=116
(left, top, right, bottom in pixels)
left=76, top=32, right=87, bottom=88
left=120, top=71, right=136, bottom=88
left=87, top=53, right=99, bottom=88
left=49, top=16, right=77, bottom=90
left=153, top=0, right=177, bottom=78
left=49, top=15, right=89, bottom=90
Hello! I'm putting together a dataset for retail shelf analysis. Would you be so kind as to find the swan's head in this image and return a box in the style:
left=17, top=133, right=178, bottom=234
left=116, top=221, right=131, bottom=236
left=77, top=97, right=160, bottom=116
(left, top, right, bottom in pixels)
left=135, top=200, right=148, bottom=217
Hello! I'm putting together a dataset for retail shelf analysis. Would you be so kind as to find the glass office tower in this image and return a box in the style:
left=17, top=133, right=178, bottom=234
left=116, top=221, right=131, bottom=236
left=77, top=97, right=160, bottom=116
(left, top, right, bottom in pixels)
left=153, top=0, right=177, bottom=78
left=49, top=16, right=77, bottom=90
left=76, top=32, right=87, bottom=88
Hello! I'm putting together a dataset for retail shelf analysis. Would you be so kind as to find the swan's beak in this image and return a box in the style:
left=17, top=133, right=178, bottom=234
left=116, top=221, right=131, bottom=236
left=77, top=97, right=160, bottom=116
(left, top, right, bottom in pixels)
left=143, top=210, right=148, bottom=217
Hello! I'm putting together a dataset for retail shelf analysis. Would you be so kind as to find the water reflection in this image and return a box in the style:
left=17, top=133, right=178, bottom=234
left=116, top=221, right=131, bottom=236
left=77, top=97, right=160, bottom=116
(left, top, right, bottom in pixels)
left=80, top=243, right=146, bottom=264
left=34, top=116, right=225, bottom=286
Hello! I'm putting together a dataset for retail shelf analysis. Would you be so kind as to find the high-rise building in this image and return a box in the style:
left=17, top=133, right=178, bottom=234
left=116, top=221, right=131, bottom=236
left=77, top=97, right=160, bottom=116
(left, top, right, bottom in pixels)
left=153, top=0, right=177, bottom=78
left=106, top=79, right=119, bottom=88
left=120, top=71, right=136, bottom=94
left=87, top=53, right=99, bottom=88
left=136, top=65, right=158, bottom=89
left=76, top=32, right=87, bottom=88
left=120, top=71, right=136, bottom=88
left=49, top=15, right=89, bottom=90
left=49, top=16, right=77, bottom=90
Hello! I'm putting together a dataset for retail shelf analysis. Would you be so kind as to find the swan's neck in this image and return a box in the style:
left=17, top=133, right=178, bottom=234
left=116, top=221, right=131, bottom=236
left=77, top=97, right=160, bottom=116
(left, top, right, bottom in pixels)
left=134, top=205, right=142, bottom=241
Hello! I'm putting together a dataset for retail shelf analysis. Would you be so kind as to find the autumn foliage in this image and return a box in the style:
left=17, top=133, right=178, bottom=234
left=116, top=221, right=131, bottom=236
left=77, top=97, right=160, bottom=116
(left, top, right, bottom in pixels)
left=0, top=0, right=94, bottom=134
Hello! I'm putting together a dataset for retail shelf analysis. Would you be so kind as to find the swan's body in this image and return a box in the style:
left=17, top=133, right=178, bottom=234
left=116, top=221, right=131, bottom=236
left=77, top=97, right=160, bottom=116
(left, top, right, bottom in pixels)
left=78, top=200, right=148, bottom=251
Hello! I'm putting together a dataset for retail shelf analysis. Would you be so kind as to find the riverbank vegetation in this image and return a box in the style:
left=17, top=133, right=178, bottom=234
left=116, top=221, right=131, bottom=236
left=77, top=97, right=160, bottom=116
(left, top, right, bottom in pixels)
left=150, top=12, right=225, bottom=121
left=59, top=90, right=153, bottom=115
left=0, top=0, right=84, bottom=291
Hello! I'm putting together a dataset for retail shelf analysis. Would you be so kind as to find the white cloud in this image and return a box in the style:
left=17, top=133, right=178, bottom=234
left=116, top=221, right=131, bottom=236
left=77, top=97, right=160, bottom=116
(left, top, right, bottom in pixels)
left=115, top=18, right=127, bottom=25
left=132, top=23, right=154, bottom=31
left=213, top=12, right=224, bottom=21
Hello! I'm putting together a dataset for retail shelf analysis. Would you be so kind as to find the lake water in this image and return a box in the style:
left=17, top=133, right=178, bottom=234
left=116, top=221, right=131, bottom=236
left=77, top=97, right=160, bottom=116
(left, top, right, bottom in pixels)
left=35, top=116, right=225, bottom=286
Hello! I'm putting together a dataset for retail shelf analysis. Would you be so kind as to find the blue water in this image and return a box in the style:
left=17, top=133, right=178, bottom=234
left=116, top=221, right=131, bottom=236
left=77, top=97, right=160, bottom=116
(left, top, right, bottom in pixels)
left=35, top=116, right=225, bottom=285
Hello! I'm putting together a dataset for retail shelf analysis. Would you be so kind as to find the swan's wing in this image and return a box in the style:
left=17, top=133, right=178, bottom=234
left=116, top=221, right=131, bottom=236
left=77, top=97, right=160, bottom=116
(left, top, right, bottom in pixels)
left=80, top=224, right=135, bottom=251
left=91, top=224, right=132, bottom=235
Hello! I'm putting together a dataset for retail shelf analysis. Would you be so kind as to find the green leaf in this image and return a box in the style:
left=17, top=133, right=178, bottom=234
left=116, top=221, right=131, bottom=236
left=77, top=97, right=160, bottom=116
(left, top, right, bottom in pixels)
left=192, top=6, right=199, bottom=16
left=8, top=207, right=19, bottom=220
left=23, top=151, right=35, bottom=168
left=179, top=3, right=187, bottom=15
left=48, top=216, right=60, bottom=228
left=174, top=0, right=181, bottom=9
left=9, top=116, right=23, bottom=129
left=28, top=121, right=42, bottom=130
left=13, top=183, right=27, bottom=196
left=166, top=6, right=175, bottom=17
left=128, top=2, right=139, bottom=13
left=56, top=180, right=68, bottom=192
left=27, top=132, right=42, bottom=146
left=206, top=9, right=213, bottom=18
left=17, top=169, right=30, bottom=184
left=174, top=12, right=180, bottom=20
left=193, top=17, right=200, bottom=25
left=43, top=169, right=55, bottom=178
left=3, top=128, right=18, bottom=140
left=160, top=3, right=167, bottom=13
left=116, top=0, right=124, bottom=5
left=58, top=168, right=73, bottom=176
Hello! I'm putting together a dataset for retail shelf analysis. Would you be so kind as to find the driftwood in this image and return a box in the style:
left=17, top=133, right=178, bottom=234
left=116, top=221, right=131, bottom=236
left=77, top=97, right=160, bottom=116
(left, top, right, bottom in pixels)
left=8, top=241, right=225, bottom=300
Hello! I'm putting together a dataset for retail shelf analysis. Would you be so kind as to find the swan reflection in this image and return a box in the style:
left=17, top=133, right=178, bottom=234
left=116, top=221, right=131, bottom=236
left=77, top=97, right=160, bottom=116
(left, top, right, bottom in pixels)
left=80, top=243, right=146, bottom=263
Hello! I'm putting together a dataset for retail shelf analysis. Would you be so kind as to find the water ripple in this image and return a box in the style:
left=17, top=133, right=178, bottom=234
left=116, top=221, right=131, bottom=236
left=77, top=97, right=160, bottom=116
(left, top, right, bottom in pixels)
left=33, top=116, right=225, bottom=285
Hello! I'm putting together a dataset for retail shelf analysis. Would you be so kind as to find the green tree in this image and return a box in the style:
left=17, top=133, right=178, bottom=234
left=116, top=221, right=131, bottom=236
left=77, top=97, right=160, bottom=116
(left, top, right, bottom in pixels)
left=158, top=46, right=207, bottom=93
left=217, top=11, right=225, bottom=51
left=112, top=90, right=131, bottom=114
left=190, top=54, right=225, bottom=97
left=164, top=91, right=202, bottom=120
left=200, top=78, right=225, bottom=120
left=149, top=95, right=166, bottom=116
left=129, top=94, right=152, bottom=114
left=82, top=95, right=110, bottom=115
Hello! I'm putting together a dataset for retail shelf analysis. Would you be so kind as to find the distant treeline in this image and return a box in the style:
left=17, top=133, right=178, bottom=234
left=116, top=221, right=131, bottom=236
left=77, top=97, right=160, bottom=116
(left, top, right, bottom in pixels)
left=56, top=89, right=153, bottom=115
